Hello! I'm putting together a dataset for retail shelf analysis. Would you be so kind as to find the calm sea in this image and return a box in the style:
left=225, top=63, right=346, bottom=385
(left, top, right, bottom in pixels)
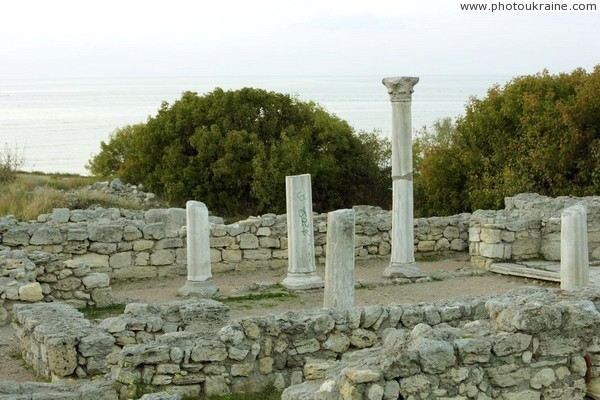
left=0, top=75, right=511, bottom=175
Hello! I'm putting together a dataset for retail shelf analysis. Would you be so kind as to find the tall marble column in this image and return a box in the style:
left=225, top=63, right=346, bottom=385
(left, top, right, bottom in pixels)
left=382, top=77, right=426, bottom=278
left=282, top=174, right=324, bottom=290
left=560, top=204, right=589, bottom=289
left=178, top=200, right=219, bottom=298
left=323, top=209, right=355, bottom=309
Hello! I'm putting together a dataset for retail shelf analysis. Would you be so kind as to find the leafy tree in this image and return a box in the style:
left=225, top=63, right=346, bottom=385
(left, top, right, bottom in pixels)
left=88, top=87, right=391, bottom=216
left=413, top=66, right=600, bottom=216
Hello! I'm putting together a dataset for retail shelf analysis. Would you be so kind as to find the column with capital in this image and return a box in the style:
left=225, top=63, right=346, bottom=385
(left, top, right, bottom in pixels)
left=382, top=77, right=426, bottom=278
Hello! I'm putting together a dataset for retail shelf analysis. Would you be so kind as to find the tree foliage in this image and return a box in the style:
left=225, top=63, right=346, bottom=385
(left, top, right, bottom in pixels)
left=413, top=66, right=600, bottom=216
left=88, top=87, right=391, bottom=216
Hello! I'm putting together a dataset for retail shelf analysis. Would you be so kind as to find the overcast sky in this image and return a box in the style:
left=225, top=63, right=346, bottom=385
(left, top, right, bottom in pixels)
left=1, top=0, right=598, bottom=79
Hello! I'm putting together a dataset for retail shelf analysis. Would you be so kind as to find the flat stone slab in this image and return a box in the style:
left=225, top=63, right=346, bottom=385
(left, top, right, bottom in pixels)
left=491, top=262, right=600, bottom=285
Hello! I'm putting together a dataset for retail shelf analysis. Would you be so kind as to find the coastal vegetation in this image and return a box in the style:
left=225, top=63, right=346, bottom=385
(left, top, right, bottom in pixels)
left=87, top=87, right=392, bottom=216
left=414, top=65, right=600, bottom=215
left=0, top=172, right=152, bottom=221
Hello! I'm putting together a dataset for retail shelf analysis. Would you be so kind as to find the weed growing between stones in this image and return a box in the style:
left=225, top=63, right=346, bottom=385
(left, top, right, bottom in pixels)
left=81, top=303, right=126, bottom=320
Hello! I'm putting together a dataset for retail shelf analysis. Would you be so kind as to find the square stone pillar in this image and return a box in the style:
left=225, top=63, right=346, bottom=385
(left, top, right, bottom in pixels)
left=560, top=204, right=589, bottom=289
left=178, top=200, right=219, bottom=298
left=323, top=209, right=355, bottom=309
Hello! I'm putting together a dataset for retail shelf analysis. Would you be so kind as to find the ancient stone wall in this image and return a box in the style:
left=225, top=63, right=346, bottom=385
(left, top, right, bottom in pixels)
left=11, top=286, right=600, bottom=399
left=0, top=206, right=470, bottom=280
left=470, top=193, right=600, bottom=268
left=0, top=247, right=112, bottom=324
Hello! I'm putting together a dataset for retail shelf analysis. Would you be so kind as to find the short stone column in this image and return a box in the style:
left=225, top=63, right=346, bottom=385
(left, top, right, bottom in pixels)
left=282, top=174, right=324, bottom=290
left=324, top=209, right=355, bottom=309
left=560, top=204, right=589, bottom=289
left=178, top=201, right=219, bottom=298
left=382, top=76, right=426, bottom=278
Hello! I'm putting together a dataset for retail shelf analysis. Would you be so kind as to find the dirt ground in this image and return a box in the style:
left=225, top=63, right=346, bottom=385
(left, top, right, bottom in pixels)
left=0, top=254, right=558, bottom=383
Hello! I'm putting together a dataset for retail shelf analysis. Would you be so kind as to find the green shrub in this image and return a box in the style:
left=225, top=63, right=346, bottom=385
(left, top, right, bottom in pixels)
left=413, top=66, right=600, bottom=216
left=88, top=88, right=391, bottom=216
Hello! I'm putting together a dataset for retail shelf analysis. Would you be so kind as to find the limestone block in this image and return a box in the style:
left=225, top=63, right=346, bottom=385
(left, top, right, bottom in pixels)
left=82, top=273, right=110, bottom=289
left=345, top=368, right=381, bottom=384
left=454, top=338, right=491, bottom=364
left=259, top=357, right=273, bottom=374
left=118, top=241, right=133, bottom=251
left=222, top=249, right=242, bottom=262
left=259, top=237, right=279, bottom=248
left=239, top=233, right=259, bottom=249
left=109, top=252, right=133, bottom=269
left=256, top=227, right=271, bottom=236
left=480, top=228, right=501, bottom=244
left=485, top=364, right=531, bottom=387
left=511, top=238, right=540, bottom=258
left=67, top=227, right=89, bottom=241
left=144, top=208, right=186, bottom=238
left=530, top=368, right=556, bottom=389
left=91, top=287, right=113, bottom=307
left=205, top=376, right=231, bottom=397
left=541, top=240, right=560, bottom=261
left=243, top=249, right=271, bottom=260
left=123, top=225, right=143, bottom=241
left=210, top=248, right=222, bottom=262
left=78, top=332, right=115, bottom=357
left=47, top=336, right=78, bottom=377
left=135, top=252, right=150, bottom=266
left=500, top=230, right=516, bottom=243
left=280, top=237, right=288, bottom=249
left=468, top=227, right=480, bottom=242
left=442, top=226, right=459, bottom=240
left=30, top=226, right=63, bottom=245
left=113, top=266, right=157, bottom=280
left=142, top=222, right=166, bottom=240
left=3, top=227, right=30, bottom=246
left=89, top=242, right=117, bottom=255
left=226, top=223, right=245, bottom=236
left=54, top=277, right=82, bottom=291
left=434, top=238, right=450, bottom=251
left=293, top=338, right=320, bottom=354
left=63, top=240, right=89, bottom=254
left=417, top=240, right=435, bottom=252
left=18, top=282, right=44, bottom=302
left=191, top=341, right=228, bottom=362
left=478, top=242, right=505, bottom=259
left=211, top=224, right=227, bottom=237
left=155, top=238, right=183, bottom=249
left=210, top=236, right=235, bottom=248
left=450, top=239, right=467, bottom=251
left=350, top=329, right=378, bottom=348
left=151, top=250, right=175, bottom=266
left=88, top=224, right=123, bottom=243
left=272, top=250, right=288, bottom=259
left=231, top=363, right=254, bottom=376
left=379, top=242, right=391, bottom=255
left=492, top=332, right=531, bottom=356
left=133, top=240, right=155, bottom=251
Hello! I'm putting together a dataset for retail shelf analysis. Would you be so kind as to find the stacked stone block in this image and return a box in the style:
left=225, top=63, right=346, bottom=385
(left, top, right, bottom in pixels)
left=470, top=193, right=600, bottom=268
left=0, top=247, right=111, bottom=309
left=0, top=206, right=470, bottom=279
left=12, top=302, right=115, bottom=380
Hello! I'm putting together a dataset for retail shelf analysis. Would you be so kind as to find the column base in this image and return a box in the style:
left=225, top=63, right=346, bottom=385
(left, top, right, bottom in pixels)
left=383, top=262, right=427, bottom=279
left=282, top=272, right=324, bottom=290
left=178, top=279, right=219, bottom=298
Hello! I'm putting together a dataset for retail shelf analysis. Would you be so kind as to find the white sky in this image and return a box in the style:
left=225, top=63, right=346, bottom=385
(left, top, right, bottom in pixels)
left=1, top=0, right=599, bottom=78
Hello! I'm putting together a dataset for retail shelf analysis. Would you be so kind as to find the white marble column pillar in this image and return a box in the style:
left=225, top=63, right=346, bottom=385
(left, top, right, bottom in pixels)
left=382, top=77, right=426, bottom=278
left=560, top=204, right=589, bottom=289
left=178, top=200, right=219, bottom=298
left=324, top=209, right=355, bottom=309
left=282, top=174, right=324, bottom=290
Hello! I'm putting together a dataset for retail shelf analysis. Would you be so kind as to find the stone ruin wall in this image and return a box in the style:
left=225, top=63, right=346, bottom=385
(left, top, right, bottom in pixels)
left=0, top=206, right=471, bottom=280
left=470, top=193, right=600, bottom=268
left=9, top=286, right=600, bottom=400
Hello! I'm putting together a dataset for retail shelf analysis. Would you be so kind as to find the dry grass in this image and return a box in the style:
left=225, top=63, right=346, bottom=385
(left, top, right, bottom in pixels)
left=0, top=173, right=150, bottom=221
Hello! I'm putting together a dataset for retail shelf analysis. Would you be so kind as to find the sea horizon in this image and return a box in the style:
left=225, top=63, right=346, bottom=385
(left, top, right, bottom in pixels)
left=0, top=74, right=513, bottom=175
